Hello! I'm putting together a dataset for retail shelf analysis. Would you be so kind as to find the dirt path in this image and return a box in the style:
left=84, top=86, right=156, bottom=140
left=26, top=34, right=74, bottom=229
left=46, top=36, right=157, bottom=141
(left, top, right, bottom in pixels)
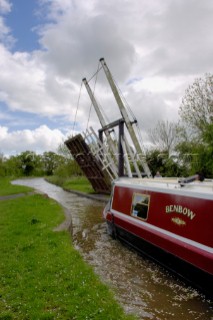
left=0, top=191, right=35, bottom=201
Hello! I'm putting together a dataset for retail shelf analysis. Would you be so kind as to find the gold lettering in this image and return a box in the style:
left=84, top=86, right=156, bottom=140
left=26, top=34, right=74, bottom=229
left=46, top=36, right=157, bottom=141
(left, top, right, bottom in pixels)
left=166, top=206, right=170, bottom=213
left=183, top=208, right=188, bottom=215
left=189, top=210, right=196, bottom=220
left=165, top=205, right=196, bottom=220
left=173, top=205, right=178, bottom=212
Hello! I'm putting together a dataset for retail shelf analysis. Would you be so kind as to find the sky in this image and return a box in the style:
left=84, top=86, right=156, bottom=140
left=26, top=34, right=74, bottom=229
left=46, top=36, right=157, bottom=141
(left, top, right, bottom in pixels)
left=0, top=0, right=213, bottom=157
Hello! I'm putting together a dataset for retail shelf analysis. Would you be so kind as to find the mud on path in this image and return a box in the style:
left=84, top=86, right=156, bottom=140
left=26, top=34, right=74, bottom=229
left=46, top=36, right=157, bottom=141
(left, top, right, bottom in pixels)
left=0, top=191, right=35, bottom=201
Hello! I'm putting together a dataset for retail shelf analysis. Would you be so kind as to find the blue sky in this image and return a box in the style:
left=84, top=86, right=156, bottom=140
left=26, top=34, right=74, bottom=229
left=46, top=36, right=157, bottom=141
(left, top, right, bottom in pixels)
left=6, top=0, right=40, bottom=52
left=1, top=0, right=65, bottom=133
left=0, top=0, right=212, bottom=156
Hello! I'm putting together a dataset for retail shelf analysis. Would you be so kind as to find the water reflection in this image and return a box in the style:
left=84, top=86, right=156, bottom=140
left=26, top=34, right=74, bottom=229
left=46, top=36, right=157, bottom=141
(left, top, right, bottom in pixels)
left=13, top=178, right=213, bottom=319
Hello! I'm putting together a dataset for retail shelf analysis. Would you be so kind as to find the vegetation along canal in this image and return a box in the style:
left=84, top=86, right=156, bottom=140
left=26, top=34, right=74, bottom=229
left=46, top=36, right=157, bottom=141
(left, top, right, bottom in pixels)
left=13, top=178, right=212, bottom=320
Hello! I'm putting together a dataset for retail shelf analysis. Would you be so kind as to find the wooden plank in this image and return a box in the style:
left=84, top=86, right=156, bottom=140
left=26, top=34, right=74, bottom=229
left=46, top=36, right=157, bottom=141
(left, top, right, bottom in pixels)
left=65, top=134, right=111, bottom=194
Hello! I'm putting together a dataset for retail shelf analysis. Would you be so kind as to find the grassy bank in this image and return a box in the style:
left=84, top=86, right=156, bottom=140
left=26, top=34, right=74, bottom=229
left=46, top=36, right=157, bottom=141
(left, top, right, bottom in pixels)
left=46, top=175, right=94, bottom=194
left=0, top=180, right=136, bottom=320
left=0, top=177, right=33, bottom=196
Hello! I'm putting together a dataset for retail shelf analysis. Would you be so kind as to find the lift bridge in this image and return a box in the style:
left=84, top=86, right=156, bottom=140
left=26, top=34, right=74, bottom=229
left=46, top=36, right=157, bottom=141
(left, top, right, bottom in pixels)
left=65, top=58, right=152, bottom=194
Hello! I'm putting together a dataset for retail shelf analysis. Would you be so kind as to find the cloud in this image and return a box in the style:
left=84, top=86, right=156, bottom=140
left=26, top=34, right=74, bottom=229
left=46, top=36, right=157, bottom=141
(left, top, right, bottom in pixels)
left=0, top=0, right=12, bottom=14
left=0, top=0, right=212, bottom=156
left=0, top=0, right=14, bottom=47
left=0, top=44, right=76, bottom=117
left=0, top=125, right=67, bottom=155
left=38, top=13, right=135, bottom=82
left=132, top=0, right=213, bottom=77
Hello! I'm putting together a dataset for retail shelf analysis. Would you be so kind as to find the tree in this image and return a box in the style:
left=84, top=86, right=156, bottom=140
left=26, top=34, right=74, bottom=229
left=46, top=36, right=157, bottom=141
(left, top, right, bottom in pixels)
left=176, top=138, right=213, bottom=178
left=3, top=155, right=23, bottom=177
left=57, top=141, right=73, bottom=159
left=202, top=123, right=213, bottom=146
left=146, top=148, right=181, bottom=177
left=179, top=73, right=213, bottom=137
left=42, top=151, right=66, bottom=175
left=175, top=123, right=213, bottom=178
left=0, top=153, right=5, bottom=176
left=56, top=140, right=83, bottom=177
left=176, top=74, right=213, bottom=178
left=148, top=120, right=179, bottom=157
left=17, top=151, right=41, bottom=176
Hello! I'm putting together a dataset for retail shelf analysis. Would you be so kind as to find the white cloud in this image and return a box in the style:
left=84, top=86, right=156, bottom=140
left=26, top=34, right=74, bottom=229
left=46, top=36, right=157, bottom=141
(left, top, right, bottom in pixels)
left=0, top=0, right=12, bottom=14
left=0, top=0, right=212, bottom=155
left=0, top=0, right=14, bottom=47
left=0, top=44, right=75, bottom=116
left=0, top=125, right=67, bottom=155
left=0, top=125, right=8, bottom=138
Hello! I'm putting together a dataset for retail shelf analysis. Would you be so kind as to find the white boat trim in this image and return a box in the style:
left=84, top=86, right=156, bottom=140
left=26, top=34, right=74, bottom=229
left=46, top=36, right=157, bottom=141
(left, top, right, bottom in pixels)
left=114, top=179, right=213, bottom=200
left=111, top=209, right=213, bottom=254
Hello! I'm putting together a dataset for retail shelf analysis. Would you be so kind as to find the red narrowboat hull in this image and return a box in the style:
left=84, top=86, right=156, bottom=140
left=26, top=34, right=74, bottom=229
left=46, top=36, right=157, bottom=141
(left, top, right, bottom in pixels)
left=103, top=178, right=213, bottom=296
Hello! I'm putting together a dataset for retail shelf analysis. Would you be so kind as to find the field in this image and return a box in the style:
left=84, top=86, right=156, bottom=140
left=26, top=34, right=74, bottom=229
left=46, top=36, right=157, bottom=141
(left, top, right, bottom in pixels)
left=0, top=179, right=136, bottom=320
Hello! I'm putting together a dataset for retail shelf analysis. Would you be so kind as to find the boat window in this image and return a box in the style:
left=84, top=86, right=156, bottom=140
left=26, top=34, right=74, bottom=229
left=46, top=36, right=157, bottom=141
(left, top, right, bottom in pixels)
left=131, top=193, right=150, bottom=220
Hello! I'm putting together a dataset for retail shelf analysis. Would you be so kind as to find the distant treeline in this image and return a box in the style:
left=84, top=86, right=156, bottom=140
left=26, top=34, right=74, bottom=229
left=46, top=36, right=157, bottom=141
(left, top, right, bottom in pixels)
left=0, top=150, right=82, bottom=177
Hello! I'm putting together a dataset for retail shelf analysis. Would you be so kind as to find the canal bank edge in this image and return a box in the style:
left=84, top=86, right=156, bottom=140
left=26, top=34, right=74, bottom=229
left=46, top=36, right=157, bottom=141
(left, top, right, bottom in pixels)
left=44, top=178, right=110, bottom=203
left=63, top=187, right=110, bottom=203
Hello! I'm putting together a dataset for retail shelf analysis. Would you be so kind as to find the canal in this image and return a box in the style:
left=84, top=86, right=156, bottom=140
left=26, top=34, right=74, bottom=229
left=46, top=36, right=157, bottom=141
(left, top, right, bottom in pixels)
left=13, top=178, right=212, bottom=320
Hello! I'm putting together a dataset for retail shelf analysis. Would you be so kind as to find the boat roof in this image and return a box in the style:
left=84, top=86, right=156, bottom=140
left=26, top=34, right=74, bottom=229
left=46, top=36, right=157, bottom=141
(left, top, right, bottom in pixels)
left=113, top=177, right=213, bottom=200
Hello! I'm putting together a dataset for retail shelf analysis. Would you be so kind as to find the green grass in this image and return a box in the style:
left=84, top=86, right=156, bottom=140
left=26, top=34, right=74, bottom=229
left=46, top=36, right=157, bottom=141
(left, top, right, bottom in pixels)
left=0, top=177, right=33, bottom=196
left=0, top=182, right=136, bottom=320
left=47, top=176, right=94, bottom=194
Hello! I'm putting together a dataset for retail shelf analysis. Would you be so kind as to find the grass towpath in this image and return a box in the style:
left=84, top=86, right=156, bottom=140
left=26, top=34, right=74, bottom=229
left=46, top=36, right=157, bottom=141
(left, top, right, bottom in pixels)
left=46, top=176, right=95, bottom=194
left=0, top=177, right=33, bottom=196
left=0, top=178, right=136, bottom=320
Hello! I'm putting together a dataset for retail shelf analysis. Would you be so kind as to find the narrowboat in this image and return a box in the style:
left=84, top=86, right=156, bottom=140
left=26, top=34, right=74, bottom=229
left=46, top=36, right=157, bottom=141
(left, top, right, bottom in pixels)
left=69, top=58, right=213, bottom=296
left=103, top=177, right=213, bottom=297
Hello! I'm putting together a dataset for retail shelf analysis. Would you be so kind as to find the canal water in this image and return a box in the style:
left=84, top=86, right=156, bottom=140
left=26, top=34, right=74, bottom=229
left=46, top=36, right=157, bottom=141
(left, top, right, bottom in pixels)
left=13, top=178, right=212, bottom=320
